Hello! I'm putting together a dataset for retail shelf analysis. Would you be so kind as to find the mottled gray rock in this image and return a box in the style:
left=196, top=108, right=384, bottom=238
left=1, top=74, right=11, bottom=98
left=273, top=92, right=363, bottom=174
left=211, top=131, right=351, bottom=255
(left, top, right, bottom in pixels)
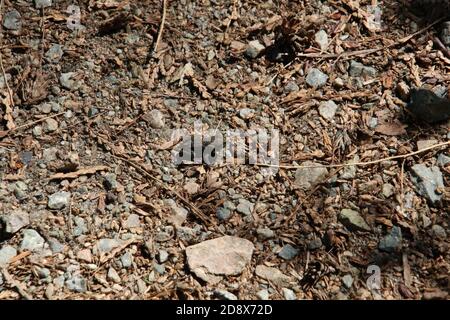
left=186, top=236, right=254, bottom=284
left=245, top=40, right=265, bottom=58
left=378, top=226, right=402, bottom=253
left=437, top=154, right=450, bottom=166
left=382, top=183, right=395, bottom=198
left=256, top=227, right=274, bottom=240
left=45, top=44, right=63, bottom=62
left=284, top=81, right=299, bottom=93
left=48, top=191, right=71, bottom=210
left=314, top=30, right=329, bottom=50
left=216, top=207, right=232, bottom=221
left=148, top=109, right=165, bottom=129
left=124, top=214, right=140, bottom=229
left=0, top=73, right=12, bottom=89
left=239, top=108, right=254, bottom=120
left=48, top=237, right=65, bottom=253
left=13, top=181, right=28, bottom=200
left=339, top=209, right=371, bottom=232
left=410, top=164, right=444, bottom=206
left=256, top=289, right=270, bottom=300
left=236, top=198, right=254, bottom=216
left=282, top=288, right=296, bottom=300
left=36, top=267, right=51, bottom=279
left=65, top=275, right=87, bottom=293
left=3, top=10, right=22, bottom=30
left=0, top=245, right=17, bottom=267
left=318, top=100, right=338, bottom=120
left=294, top=161, right=328, bottom=190
left=153, top=262, right=166, bottom=275
left=431, top=225, right=447, bottom=239
left=214, top=289, right=238, bottom=300
left=59, top=72, right=80, bottom=90
left=44, top=118, right=58, bottom=132
left=165, top=199, right=188, bottom=227
left=307, top=237, right=322, bottom=250
left=255, top=265, right=292, bottom=287
left=103, top=173, right=117, bottom=190
left=278, top=244, right=299, bottom=260
left=120, top=251, right=133, bottom=268
left=176, top=226, right=198, bottom=243
left=20, top=229, right=46, bottom=252
left=349, top=60, right=377, bottom=78
left=0, top=209, right=29, bottom=234
left=158, top=250, right=169, bottom=263
left=94, top=238, right=122, bottom=256
left=340, top=156, right=359, bottom=180
left=107, top=267, right=121, bottom=283
left=305, top=68, right=328, bottom=88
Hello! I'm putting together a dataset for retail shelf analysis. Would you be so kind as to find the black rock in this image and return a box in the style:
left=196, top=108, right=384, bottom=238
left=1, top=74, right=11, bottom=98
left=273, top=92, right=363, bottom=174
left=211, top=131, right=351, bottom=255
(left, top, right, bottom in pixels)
left=407, top=89, right=450, bottom=123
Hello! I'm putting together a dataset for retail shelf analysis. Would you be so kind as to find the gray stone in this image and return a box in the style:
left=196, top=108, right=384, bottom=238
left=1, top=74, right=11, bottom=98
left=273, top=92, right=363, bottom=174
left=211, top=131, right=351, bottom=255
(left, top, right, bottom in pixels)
left=59, top=72, right=80, bottom=90
left=236, top=199, right=254, bottom=216
left=65, top=275, right=87, bottom=293
left=305, top=68, right=328, bottom=88
left=378, top=226, right=402, bottom=253
left=284, top=81, right=299, bottom=93
left=45, top=44, right=63, bottom=62
left=73, top=217, right=88, bottom=236
left=256, top=227, right=274, bottom=240
left=0, top=209, right=29, bottom=234
left=256, top=289, right=270, bottom=300
left=0, top=245, right=17, bottom=267
left=437, top=154, right=450, bottom=166
left=340, top=156, right=359, bottom=179
left=44, top=118, right=58, bottom=132
left=36, top=267, right=51, bottom=279
left=278, top=244, right=299, bottom=260
left=20, top=229, right=46, bottom=252
left=95, top=238, right=122, bottom=255
left=48, top=191, right=71, bottom=210
left=282, top=288, right=296, bottom=300
left=382, top=183, right=395, bottom=198
left=165, top=199, right=188, bottom=227
left=153, top=262, right=166, bottom=275
left=216, top=207, right=232, bottom=221
left=176, top=226, right=197, bottom=243
left=318, top=100, right=338, bottom=120
left=124, top=214, right=140, bottom=229
left=410, top=164, right=444, bottom=206
left=339, top=209, right=371, bottom=232
left=294, top=161, right=328, bottom=190
left=307, top=237, right=322, bottom=250
left=349, top=60, right=377, bottom=78
left=342, top=274, right=354, bottom=288
left=214, top=289, right=238, bottom=300
left=314, top=30, right=329, bottom=51
left=431, top=225, right=447, bottom=239
left=239, top=108, right=254, bottom=120
left=148, top=109, right=165, bottom=129
left=48, top=237, right=65, bottom=253
left=186, top=236, right=254, bottom=284
left=120, top=251, right=133, bottom=268
left=158, top=250, right=169, bottom=263
left=245, top=40, right=265, bottom=59
left=35, top=0, right=52, bottom=8
left=3, top=10, right=22, bottom=31
left=107, top=267, right=121, bottom=283
left=103, top=173, right=117, bottom=190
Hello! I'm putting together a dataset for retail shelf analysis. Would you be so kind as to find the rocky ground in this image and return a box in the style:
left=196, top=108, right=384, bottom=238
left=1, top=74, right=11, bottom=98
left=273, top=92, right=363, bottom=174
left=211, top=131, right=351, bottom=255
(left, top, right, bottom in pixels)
left=0, top=0, right=449, bottom=300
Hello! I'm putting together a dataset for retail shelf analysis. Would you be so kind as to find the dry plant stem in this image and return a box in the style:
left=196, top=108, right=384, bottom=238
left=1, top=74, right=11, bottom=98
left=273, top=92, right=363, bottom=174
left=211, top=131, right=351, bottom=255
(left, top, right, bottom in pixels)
left=297, top=18, right=445, bottom=60
left=1, top=268, right=33, bottom=300
left=259, top=140, right=450, bottom=170
left=152, top=0, right=167, bottom=58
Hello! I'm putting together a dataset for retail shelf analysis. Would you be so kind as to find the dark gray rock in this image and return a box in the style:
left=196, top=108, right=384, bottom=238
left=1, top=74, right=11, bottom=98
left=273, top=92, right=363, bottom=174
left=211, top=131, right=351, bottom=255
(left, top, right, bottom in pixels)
left=278, top=244, right=299, bottom=260
left=378, top=226, right=402, bottom=253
